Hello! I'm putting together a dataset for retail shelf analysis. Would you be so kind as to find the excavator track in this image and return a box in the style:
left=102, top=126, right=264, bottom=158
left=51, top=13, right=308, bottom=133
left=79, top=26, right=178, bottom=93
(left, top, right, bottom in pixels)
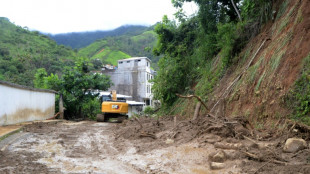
left=96, top=114, right=105, bottom=122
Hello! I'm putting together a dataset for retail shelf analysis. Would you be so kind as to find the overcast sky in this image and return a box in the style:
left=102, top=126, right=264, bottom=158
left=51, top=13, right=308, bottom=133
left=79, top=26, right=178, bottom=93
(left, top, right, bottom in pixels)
left=0, top=0, right=198, bottom=34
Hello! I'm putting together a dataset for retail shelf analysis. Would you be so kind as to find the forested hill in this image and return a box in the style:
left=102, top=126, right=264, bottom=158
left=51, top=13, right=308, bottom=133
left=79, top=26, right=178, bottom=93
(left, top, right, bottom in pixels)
left=0, top=17, right=76, bottom=86
left=77, top=26, right=159, bottom=68
left=49, top=25, right=149, bottom=49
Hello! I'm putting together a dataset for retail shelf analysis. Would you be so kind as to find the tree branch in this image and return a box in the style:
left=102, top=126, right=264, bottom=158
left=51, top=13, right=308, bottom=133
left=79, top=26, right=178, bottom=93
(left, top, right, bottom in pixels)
left=231, top=0, right=242, bottom=22
left=176, top=94, right=208, bottom=111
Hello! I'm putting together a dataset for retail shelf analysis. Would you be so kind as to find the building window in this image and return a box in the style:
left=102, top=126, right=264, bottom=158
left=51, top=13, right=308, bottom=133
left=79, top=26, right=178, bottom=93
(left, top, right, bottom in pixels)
left=119, top=61, right=123, bottom=64
left=147, top=62, right=149, bottom=67
left=145, top=99, right=150, bottom=106
left=127, top=61, right=130, bottom=63
left=135, top=59, right=141, bottom=62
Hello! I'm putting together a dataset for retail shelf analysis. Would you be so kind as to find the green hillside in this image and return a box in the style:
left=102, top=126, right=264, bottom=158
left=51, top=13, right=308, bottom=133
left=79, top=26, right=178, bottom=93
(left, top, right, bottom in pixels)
left=78, top=27, right=159, bottom=67
left=0, top=17, right=76, bottom=86
left=78, top=40, right=130, bottom=66
left=49, top=25, right=149, bottom=49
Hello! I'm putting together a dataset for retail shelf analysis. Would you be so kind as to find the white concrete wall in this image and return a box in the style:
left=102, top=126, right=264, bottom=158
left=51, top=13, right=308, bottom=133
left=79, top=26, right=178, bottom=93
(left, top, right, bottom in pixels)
left=0, top=82, right=56, bottom=126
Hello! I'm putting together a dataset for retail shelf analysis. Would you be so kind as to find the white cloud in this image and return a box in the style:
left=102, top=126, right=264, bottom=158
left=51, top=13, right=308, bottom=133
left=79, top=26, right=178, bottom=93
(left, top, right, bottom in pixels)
left=0, top=0, right=198, bottom=34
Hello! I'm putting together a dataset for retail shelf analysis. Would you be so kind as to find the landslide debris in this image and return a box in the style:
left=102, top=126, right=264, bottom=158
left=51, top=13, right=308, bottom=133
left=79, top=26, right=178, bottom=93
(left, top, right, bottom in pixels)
left=114, top=115, right=310, bottom=173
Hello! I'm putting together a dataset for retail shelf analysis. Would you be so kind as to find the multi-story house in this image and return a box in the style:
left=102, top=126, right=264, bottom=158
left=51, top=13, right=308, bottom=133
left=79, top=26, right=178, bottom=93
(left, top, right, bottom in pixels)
left=102, top=57, right=155, bottom=106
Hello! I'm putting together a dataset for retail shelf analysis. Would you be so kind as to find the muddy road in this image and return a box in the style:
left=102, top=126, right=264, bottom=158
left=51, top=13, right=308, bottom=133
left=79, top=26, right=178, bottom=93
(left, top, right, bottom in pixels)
left=0, top=120, right=241, bottom=174
left=1, top=118, right=310, bottom=174
left=0, top=121, right=142, bottom=173
left=0, top=121, right=242, bottom=174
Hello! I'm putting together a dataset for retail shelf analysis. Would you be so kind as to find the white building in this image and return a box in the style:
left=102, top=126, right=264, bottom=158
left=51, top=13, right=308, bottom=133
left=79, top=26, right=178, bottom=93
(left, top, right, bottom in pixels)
left=102, top=57, right=155, bottom=106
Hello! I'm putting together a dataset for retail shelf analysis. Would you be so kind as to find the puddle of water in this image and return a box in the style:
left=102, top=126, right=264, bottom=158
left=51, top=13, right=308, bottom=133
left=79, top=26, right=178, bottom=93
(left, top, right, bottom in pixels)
left=62, top=121, right=88, bottom=126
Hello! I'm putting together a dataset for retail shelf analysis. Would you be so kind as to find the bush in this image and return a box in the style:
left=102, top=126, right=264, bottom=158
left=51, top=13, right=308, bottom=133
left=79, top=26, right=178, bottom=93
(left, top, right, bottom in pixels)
left=286, top=54, right=310, bottom=125
left=216, top=22, right=237, bottom=67
left=241, top=0, right=273, bottom=25
left=82, top=98, right=101, bottom=120
left=144, top=106, right=155, bottom=115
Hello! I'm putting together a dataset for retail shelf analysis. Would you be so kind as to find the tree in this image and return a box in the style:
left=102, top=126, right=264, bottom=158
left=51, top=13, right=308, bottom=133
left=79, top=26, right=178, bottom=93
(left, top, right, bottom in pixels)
left=152, top=0, right=273, bottom=109
left=33, top=68, right=48, bottom=89
left=152, top=16, right=200, bottom=106
left=36, top=59, right=112, bottom=119
left=172, top=0, right=242, bottom=23
left=91, top=58, right=103, bottom=70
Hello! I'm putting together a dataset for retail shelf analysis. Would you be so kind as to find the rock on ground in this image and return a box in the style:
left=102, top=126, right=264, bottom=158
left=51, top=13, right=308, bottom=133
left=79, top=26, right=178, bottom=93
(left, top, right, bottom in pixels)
left=283, top=138, right=307, bottom=153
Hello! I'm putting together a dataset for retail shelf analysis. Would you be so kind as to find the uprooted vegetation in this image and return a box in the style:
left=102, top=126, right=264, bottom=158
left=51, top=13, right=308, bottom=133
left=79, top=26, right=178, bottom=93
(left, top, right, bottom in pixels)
left=114, top=115, right=310, bottom=173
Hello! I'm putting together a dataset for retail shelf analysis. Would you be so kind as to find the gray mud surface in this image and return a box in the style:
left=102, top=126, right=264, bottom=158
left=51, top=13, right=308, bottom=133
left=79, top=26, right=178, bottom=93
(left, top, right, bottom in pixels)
left=0, top=117, right=309, bottom=174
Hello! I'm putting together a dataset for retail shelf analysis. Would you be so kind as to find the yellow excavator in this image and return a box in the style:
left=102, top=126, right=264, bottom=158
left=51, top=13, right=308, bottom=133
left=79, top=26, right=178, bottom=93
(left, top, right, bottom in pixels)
left=96, top=90, right=129, bottom=122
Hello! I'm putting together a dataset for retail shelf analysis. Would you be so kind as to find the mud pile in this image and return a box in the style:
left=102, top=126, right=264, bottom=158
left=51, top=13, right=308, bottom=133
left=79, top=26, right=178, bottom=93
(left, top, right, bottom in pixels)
left=114, top=115, right=310, bottom=173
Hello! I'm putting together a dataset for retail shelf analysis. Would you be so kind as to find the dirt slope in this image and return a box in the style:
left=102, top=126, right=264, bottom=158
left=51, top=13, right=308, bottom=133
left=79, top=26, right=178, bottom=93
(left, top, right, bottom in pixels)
left=209, top=0, right=310, bottom=126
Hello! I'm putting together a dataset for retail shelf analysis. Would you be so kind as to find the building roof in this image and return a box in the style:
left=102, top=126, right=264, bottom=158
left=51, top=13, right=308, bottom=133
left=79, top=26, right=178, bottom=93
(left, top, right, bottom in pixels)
left=99, top=92, right=132, bottom=99
left=118, top=57, right=151, bottom=62
left=99, top=92, right=144, bottom=106
left=126, top=100, right=145, bottom=106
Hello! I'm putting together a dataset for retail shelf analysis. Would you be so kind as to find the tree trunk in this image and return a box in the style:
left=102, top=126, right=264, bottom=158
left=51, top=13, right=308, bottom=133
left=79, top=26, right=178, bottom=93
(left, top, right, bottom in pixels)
left=174, top=115, right=177, bottom=127
left=193, top=102, right=201, bottom=120
left=79, top=107, right=83, bottom=119
left=231, top=0, right=242, bottom=21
